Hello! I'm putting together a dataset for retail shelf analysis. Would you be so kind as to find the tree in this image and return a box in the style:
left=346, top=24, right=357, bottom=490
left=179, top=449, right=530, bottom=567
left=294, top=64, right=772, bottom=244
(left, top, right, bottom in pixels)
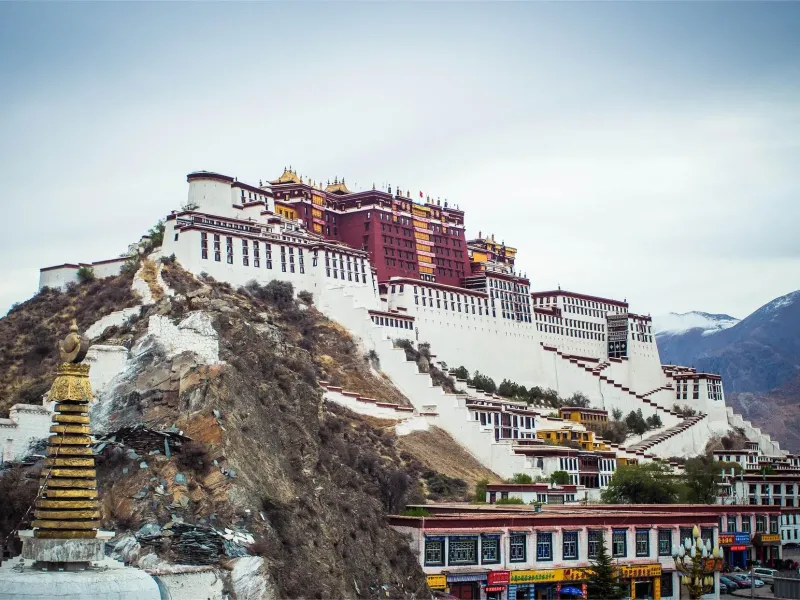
left=507, top=473, right=533, bottom=484
left=625, top=409, right=648, bottom=435
left=498, top=379, right=519, bottom=398
left=147, top=219, right=165, bottom=248
left=550, top=470, right=570, bottom=485
left=453, top=366, right=470, bottom=380
left=563, top=392, right=590, bottom=408
left=473, top=478, right=489, bottom=503
left=682, top=457, right=742, bottom=503
left=646, top=414, right=662, bottom=429
left=585, top=536, right=626, bottom=600
left=601, top=462, right=680, bottom=504
left=611, top=407, right=623, bottom=421
left=76, top=265, right=95, bottom=283
left=470, top=371, right=496, bottom=394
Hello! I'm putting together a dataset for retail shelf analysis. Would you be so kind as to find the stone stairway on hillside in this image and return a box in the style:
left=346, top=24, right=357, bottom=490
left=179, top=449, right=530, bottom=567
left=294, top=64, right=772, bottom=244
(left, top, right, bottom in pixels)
left=623, top=414, right=707, bottom=453
left=317, top=285, right=541, bottom=478
left=543, top=345, right=681, bottom=423
left=725, top=407, right=783, bottom=455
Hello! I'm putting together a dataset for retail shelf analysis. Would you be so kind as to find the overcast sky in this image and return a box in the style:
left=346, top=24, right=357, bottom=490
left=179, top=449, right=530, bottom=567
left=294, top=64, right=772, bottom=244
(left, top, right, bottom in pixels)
left=1, top=2, right=798, bottom=319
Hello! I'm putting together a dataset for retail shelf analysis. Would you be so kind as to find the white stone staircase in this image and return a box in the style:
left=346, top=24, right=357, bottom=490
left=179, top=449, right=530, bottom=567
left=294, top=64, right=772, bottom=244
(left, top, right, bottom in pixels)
left=317, top=285, right=535, bottom=478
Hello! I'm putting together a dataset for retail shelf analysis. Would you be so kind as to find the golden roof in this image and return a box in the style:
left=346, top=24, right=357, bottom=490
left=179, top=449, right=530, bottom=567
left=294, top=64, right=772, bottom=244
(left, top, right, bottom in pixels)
left=271, top=166, right=303, bottom=185
left=325, top=176, right=351, bottom=195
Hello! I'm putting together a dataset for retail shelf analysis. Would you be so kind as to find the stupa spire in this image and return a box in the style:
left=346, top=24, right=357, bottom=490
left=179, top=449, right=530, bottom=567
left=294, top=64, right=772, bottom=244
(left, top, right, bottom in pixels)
left=32, top=319, right=99, bottom=539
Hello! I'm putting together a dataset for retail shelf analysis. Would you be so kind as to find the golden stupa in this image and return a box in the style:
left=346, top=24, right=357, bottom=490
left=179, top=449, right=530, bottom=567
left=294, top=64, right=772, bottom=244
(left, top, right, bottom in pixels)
left=32, top=319, right=99, bottom=539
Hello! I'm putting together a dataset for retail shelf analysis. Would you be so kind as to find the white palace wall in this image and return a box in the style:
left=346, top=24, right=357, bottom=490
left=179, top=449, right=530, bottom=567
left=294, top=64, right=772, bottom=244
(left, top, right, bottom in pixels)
left=385, top=284, right=551, bottom=389
left=162, top=224, right=379, bottom=311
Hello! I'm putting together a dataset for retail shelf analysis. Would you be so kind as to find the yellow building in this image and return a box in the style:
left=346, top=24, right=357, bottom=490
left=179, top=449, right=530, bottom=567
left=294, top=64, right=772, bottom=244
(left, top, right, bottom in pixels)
left=558, top=407, right=609, bottom=431
left=536, top=427, right=611, bottom=451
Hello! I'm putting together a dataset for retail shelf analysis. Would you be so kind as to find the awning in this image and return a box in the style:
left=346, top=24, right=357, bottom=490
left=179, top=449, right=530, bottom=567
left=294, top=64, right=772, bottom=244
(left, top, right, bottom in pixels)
left=560, top=587, right=583, bottom=595
left=446, top=573, right=489, bottom=583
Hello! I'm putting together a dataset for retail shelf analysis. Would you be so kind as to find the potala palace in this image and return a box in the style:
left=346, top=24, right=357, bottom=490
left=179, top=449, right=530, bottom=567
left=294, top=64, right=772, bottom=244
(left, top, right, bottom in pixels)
left=34, top=167, right=787, bottom=501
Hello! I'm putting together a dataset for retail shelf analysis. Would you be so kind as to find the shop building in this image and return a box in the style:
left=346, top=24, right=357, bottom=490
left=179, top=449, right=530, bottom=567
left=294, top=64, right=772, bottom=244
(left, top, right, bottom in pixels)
left=390, top=504, right=722, bottom=600
left=589, top=504, right=784, bottom=569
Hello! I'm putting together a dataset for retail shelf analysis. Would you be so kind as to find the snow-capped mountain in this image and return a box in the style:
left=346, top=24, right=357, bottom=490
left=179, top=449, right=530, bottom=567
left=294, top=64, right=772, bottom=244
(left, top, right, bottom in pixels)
left=653, top=311, right=739, bottom=337
left=655, top=290, right=800, bottom=393
left=655, top=290, right=800, bottom=451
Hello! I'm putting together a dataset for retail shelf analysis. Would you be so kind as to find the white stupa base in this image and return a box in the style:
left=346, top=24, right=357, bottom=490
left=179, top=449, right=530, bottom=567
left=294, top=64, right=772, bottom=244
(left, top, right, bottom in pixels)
left=0, top=559, right=160, bottom=599
left=1, top=531, right=160, bottom=599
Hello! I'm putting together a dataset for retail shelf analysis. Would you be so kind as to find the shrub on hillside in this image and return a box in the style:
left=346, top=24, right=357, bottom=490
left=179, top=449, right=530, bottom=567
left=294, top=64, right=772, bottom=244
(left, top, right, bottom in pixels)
left=297, top=290, right=313, bottom=304
left=507, top=473, right=533, bottom=484
left=77, top=265, right=95, bottom=283
left=473, top=478, right=489, bottom=503
left=496, top=497, right=525, bottom=505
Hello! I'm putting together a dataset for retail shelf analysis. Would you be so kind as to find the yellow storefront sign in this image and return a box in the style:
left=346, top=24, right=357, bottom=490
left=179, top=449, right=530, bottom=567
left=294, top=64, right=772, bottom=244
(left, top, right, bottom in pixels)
left=510, top=568, right=591, bottom=584
left=510, top=564, right=661, bottom=586
left=619, top=564, right=662, bottom=578
left=427, top=574, right=447, bottom=589
left=758, top=534, right=781, bottom=543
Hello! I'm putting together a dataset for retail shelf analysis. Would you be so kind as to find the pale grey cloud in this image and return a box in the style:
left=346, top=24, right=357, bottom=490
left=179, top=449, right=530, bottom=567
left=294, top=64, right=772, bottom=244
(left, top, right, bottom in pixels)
left=1, top=2, right=798, bottom=318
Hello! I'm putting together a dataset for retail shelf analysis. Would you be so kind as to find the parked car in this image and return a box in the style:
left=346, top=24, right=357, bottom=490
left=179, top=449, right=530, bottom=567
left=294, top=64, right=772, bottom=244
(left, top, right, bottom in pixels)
left=753, top=567, right=778, bottom=583
left=719, top=582, right=730, bottom=595
left=731, top=574, right=765, bottom=588
left=720, top=575, right=745, bottom=590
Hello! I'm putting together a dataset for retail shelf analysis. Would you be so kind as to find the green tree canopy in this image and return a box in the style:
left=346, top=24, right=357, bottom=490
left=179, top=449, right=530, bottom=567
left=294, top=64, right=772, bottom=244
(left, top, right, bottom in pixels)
left=601, top=462, right=680, bottom=504
left=682, top=456, right=742, bottom=503
left=473, top=478, right=489, bottom=503
left=585, top=536, right=626, bottom=599
left=508, top=473, right=533, bottom=484
left=550, top=470, right=570, bottom=485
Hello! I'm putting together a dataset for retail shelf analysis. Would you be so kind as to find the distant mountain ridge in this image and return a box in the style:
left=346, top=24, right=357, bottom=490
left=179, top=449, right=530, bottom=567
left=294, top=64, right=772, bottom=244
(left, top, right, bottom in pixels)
left=655, top=290, right=800, bottom=393
left=653, top=311, right=740, bottom=337
left=655, top=290, right=800, bottom=452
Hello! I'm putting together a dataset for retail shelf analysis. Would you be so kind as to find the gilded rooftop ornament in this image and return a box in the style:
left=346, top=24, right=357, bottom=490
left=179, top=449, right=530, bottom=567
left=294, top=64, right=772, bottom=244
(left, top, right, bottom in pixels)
left=33, top=320, right=99, bottom=539
left=58, top=319, right=90, bottom=363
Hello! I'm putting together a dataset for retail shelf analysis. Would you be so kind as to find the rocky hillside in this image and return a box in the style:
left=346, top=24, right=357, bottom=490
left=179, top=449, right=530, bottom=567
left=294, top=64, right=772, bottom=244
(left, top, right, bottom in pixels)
left=656, top=290, right=800, bottom=452
left=0, top=263, right=482, bottom=598
left=0, top=271, right=140, bottom=414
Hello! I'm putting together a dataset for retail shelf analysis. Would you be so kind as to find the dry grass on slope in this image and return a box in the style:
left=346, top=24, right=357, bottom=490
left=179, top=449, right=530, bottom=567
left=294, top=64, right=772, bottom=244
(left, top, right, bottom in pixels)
left=138, top=259, right=164, bottom=301
left=397, top=426, right=501, bottom=489
left=0, top=273, right=139, bottom=415
left=310, top=319, right=412, bottom=407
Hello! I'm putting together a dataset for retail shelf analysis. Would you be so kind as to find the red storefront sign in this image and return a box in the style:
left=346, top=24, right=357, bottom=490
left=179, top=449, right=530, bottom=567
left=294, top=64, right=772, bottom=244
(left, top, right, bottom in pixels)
left=730, top=545, right=748, bottom=551
left=486, top=586, right=506, bottom=593
left=488, top=571, right=511, bottom=585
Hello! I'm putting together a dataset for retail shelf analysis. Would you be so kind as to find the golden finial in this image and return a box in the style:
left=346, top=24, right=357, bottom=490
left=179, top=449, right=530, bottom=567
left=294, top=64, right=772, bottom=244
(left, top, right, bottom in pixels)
left=58, top=319, right=89, bottom=364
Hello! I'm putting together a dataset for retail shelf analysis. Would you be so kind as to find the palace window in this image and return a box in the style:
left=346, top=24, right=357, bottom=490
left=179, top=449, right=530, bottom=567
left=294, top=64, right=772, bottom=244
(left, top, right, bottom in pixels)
left=612, top=529, right=627, bottom=557
left=201, top=232, right=208, bottom=260
left=481, top=536, right=500, bottom=564
left=242, top=239, right=249, bottom=266
left=563, top=531, right=578, bottom=560
left=756, top=516, right=767, bottom=533
left=741, top=517, right=751, bottom=533
left=226, top=237, right=233, bottom=264
left=536, top=532, right=553, bottom=561
left=510, top=534, right=526, bottom=562
left=214, top=234, right=221, bottom=262
left=658, top=529, right=672, bottom=556
left=635, top=530, right=650, bottom=557
left=424, top=538, right=444, bottom=566
left=280, top=246, right=286, bottom=272
left=448, top=537, right=478, bottom=566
